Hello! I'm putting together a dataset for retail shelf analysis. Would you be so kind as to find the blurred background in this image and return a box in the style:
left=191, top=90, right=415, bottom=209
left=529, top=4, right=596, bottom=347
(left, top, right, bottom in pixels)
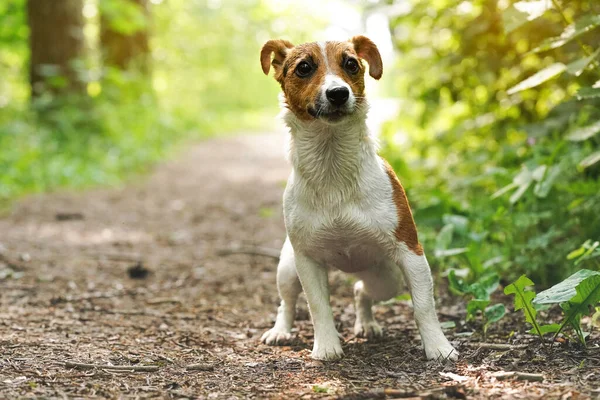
left=1, top=0, right=599, bottom=287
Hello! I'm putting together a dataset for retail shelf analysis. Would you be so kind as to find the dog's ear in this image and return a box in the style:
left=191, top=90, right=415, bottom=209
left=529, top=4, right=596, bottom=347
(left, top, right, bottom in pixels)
left=350, top=36, right=382, bottom=80
left=260, top=39, right=294, bottom=79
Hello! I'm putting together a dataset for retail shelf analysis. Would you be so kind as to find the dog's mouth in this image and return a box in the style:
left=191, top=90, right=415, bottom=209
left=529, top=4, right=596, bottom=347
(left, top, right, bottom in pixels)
left=307, top=105, right=351, bottom=123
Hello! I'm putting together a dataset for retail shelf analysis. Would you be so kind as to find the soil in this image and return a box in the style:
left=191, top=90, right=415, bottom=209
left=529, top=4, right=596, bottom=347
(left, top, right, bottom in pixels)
left=1, top=132, right=599, bottom=399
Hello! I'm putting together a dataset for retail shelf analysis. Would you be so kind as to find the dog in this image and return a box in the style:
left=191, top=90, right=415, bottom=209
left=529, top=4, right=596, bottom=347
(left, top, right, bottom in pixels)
left=259, top=36, right=458, bottom=361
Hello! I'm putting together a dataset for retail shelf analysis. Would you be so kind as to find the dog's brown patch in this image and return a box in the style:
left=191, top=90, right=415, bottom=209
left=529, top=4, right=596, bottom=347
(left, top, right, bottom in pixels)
left=351, top=36, right=383, bottom=80
left=382, top=158, right=423, bottom=255
left=279, top=42, right=327, bottom=120
left=260, top=39, right=294, bottom=79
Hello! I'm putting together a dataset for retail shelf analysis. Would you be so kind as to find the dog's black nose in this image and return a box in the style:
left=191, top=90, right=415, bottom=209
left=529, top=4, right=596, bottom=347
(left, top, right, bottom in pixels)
left=326, top=86, right=349, bottom=106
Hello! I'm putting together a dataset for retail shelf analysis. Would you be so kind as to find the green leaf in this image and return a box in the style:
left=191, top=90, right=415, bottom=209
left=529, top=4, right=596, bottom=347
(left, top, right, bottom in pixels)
left=576, top=87, right=600, bottom=100
left=579, top=151, right=600, bottom=169
left=447, top=271, right=499, bottom=301
left=566, top=48, right=600, bottom=76
left=510, top=180, right=532, bottom=204
left=442, top=214, right=469, bottom=234
left=568, top=241, right=600, bottom=265
left=530, top=323, right=561, bottom=335
left=470, top=273, right=500, bottom=300
left=504, top=275, right=544, bottom=339
left=492, top=165, right=539, bottom=203
left=467, top=299, right=489, bottom=321
left=533, top=15, right=600, bottom=53
left=567, top=246, right=588, bottom=261
left=507, top=63, right=566, bottom=95
left=447, top=269, right=471, bottom=295
left=502, top=0, right=553, bottom=33
left=557, top=275, right=600, bottom=344
left=435, top=224, right=454, bottom=251
left=491, top=182, right=517, bottom=199
left=565, top=120, right=600, bottom=141
left=485, top=303, right=506, bottom=325
left=534, top=269, right=600, bottom=305
left=440, top=320, right=456, bottom=329
left=533, top=165, right=561, bottom=198
left=435, top=247, right=469, bottom=257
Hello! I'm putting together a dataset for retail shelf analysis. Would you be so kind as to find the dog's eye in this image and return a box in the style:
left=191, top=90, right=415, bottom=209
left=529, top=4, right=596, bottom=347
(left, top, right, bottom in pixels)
left=295, top=61, right=313, bottom=78
left=345, top=58, right=359, bottom=74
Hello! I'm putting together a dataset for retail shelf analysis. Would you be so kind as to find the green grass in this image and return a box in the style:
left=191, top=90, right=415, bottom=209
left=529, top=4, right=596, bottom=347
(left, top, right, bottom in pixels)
left=0, top=94, right=275, bottom=209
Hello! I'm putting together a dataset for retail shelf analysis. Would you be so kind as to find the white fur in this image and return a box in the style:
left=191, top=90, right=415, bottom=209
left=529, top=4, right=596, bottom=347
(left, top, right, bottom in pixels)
left=262, top=91, right=457, bottom=363
left=317, top=42, right=355, bottom=112
left=318, top=42, right=330, bottom=71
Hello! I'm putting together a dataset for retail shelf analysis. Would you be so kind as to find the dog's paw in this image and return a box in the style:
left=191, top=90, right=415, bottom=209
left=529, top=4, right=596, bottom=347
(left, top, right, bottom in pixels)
left=424, top=340, right=459, bottom=361
left=354, top=320, right=383, bottom=339
left=261, top=328, right=293, bottom=346
left=311, top=337, right=344, bottom=361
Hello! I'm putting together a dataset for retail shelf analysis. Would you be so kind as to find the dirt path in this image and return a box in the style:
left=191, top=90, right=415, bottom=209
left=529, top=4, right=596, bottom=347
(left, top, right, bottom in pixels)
left=1, top=132, right=598, bottom=399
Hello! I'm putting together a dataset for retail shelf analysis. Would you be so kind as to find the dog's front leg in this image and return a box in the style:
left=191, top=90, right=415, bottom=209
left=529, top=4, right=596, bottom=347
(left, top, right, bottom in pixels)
left=294, top=252, right=343, bottom=361
left=396, top=248, right=458, bottom=361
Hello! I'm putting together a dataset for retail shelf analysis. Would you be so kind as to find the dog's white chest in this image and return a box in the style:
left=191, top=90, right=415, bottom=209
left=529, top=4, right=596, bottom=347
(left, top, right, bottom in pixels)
left=287, top=202, right=394, bottom=273
left=307, top=231, right=384, bottom=273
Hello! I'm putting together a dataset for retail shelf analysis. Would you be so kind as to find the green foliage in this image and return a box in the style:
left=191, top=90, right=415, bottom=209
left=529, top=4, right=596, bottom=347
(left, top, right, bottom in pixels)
left=383, top=0, right=600, bottom=286
left=505, top=271, right=600, bottom=344
left=100, top=0, right=147, bottom=35
left=567, top=240, right=600, bottom=266
left=535, top=269, right=600, bottom=344
left=535, top=269, right=600, bottom=304
left=448, top=270, right=505, bottom=335
left=504, top=275, right=545, bottom=339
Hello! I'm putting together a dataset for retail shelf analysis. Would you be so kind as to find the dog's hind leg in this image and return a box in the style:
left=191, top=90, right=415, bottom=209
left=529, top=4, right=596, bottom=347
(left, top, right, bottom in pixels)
left=261, top=237, right=302, bottom=345
left=354, top=261, right=402, bottom=338
left=353, top=281, right=382, bottom=338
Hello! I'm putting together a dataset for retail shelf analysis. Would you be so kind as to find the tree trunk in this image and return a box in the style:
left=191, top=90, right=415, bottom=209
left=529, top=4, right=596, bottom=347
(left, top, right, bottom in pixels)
left=27, top=0, right=85, bottom=99
left=100, top=0, right=150, bottom=73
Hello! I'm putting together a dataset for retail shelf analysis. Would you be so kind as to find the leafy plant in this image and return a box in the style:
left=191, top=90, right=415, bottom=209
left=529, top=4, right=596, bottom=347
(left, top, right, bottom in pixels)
left=383, top=0, right=600, bottom=288
left=505, top=270, right=600, bottom=344
left=534, top=269, right=600, bottom=344
left=448, top=270, right=506, bottom=336
left=504, top=275, right=546, bottom=340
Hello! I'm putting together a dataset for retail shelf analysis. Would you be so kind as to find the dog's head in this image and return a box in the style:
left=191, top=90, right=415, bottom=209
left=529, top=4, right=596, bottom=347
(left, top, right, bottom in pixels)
left=260, top=37, right=382, bottom=124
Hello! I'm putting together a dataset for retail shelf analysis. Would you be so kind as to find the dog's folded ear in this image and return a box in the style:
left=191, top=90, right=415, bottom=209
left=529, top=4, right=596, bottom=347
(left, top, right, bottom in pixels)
left=260, top=39, right=294, bottom=79
left=350, top=36, right=383, bottom=80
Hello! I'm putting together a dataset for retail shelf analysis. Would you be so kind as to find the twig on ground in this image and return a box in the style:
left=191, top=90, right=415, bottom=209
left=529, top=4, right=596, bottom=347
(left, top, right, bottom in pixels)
left=146, top=297, right=182, bottom=305
left=212, top=315, right=237, bottom=327
left=186, top=363, right=215, bottom=371
left=87, top=252, right=143, bottom=262
left=217, top=245, right=280, bottom=259
left=492, top=371, right=544, bottom=381
left=61, top=361, right=159, bottom=372
left=465, top=343, right=529, bottom=350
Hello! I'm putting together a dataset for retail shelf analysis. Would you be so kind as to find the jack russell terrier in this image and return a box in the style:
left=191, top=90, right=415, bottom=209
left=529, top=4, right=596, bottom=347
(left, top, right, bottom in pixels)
left=259, top=36, right=458, bottom=361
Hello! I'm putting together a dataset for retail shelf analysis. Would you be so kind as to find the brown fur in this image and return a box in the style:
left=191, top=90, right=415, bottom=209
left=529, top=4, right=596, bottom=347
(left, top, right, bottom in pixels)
left=351, top=36, right=383, bottom=80
left=260, top=39, right=294, bottom=77
left=382, top=159, right=424, bottom=256
left=279, top=42, right=327, bottom=120
left=260, top=37, right=380, bottom=121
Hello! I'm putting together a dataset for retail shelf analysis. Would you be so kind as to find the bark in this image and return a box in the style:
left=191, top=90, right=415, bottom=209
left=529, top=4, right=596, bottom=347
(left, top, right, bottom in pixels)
left=100, top=0, right=150, bottom=73
left=27, top=0, right=85, bottom=98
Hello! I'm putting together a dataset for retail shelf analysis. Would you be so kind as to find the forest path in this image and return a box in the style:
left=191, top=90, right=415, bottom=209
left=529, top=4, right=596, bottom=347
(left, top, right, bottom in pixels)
left=0, top=132, right=596, bottom=399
